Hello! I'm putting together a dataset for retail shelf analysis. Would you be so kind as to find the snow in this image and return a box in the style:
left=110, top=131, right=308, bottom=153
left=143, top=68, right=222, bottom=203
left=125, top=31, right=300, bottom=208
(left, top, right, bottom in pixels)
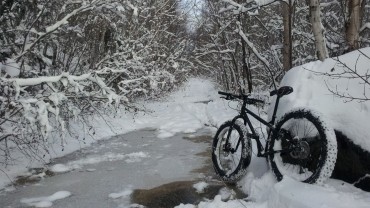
left=20, top=191, right=71, bottom=207
left=108, top=188, right=133, bottom=199
left=236, top=24, right=271, bottom=68
left=360, top=22, right=370, bottom=32
left=126, top=1, right=138, bottom=17
left=63, top=151, right=149, bottom=169
left=174, top=50, right=370, bottom=208
left=49, top=164, right=71, bottom=173
left=253, top=0, right=275, bottom=6
left=1, top=69, right=370, bottom=208
left=268, top=177, right=370, bottom=208
left=193, top=181, right=208, bottom=193
left=269, top=48, right=370, bottom=152
left=178, top=173, right=370, bottom=208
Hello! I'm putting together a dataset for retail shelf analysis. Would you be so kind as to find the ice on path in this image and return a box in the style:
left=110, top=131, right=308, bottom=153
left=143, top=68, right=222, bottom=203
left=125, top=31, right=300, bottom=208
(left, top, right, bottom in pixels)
left=20, top=191, right=71, bottom=207
left=67, top=151, right=149, bottom=168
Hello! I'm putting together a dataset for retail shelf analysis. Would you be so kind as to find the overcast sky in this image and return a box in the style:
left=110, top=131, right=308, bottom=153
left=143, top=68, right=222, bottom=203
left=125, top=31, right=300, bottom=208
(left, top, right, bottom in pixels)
left=180, top=0, right=205, bottom=32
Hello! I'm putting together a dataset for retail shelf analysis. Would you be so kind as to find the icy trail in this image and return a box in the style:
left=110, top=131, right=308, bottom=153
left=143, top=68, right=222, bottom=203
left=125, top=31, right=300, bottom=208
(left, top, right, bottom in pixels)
left=0, top=129, right=212, bottom=208
left=0, top=78, right=236, bottom=188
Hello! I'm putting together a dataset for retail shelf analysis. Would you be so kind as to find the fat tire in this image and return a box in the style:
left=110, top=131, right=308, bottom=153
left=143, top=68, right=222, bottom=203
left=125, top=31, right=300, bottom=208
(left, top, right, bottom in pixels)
left=267, top=109, right=337, bottom=184
left=212, top=120, right=252, bottom=183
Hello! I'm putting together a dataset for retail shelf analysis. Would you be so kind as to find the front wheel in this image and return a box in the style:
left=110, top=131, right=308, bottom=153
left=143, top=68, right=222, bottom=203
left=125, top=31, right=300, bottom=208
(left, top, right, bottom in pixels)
left=267, top=109, right=337, bottom=184
left=212, top=120, right=251, bottom=183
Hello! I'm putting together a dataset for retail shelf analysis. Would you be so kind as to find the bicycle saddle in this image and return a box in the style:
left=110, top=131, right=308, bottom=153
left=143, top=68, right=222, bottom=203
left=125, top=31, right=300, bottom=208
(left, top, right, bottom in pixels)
left=270, top=86, right=293, bottom=97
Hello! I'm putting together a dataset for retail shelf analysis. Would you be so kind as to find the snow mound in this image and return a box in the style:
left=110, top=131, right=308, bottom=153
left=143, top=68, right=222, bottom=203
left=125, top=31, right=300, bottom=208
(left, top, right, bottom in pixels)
left=193, top=181, right=208, bottom=193
left=49, top=164, right=71, bottom=173
left=271, top=48, right=370, bottom=152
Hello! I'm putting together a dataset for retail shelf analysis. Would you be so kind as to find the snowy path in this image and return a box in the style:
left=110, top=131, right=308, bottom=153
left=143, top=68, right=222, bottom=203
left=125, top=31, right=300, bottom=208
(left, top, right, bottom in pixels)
left=0, top=129, right=214, bottom=208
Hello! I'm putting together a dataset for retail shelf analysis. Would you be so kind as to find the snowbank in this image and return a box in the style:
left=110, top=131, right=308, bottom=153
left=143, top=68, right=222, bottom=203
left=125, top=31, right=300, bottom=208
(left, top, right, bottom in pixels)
left=270, top=48, right=370, bottom=152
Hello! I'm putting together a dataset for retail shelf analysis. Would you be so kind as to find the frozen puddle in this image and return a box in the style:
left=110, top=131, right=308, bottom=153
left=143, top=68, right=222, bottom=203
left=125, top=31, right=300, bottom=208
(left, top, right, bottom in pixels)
left=0, top=129, right=220, bottom=208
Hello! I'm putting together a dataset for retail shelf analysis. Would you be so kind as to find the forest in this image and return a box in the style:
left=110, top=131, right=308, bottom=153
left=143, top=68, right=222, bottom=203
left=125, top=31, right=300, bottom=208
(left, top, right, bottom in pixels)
left=0, top=0, right=369, bottom=164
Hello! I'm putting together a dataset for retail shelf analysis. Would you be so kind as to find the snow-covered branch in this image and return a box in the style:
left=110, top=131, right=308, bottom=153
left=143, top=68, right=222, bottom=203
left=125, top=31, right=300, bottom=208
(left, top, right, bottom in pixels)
left=219, top=0, right=277, bottom=14
left=0, top=0, right=192, bottom=164
left=235, top=23, right=271, bottom=69
left=360, top=23, right=370, bottom=33
left=15, top=1, right=107, bottom=61
left=308, top=49, right=370, bottom=102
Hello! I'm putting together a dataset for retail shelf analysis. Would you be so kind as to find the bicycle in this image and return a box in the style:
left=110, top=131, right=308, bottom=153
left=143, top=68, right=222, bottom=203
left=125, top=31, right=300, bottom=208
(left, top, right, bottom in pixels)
left=212, top=86, right=337, bottom=184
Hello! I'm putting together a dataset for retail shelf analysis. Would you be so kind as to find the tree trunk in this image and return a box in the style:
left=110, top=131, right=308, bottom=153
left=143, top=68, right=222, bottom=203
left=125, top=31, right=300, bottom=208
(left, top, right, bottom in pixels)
left=309, top=0, right=329, bottom=61
left=239, top=14, right=253, bottom=92
left=346, top=0, right=362, bottom=51
left=282, top=1, right=292, bottom=71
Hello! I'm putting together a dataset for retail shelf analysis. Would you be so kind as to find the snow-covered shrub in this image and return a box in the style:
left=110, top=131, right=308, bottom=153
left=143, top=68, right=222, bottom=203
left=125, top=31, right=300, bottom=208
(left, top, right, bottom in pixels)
left=0, top=0, right=191, bottom=164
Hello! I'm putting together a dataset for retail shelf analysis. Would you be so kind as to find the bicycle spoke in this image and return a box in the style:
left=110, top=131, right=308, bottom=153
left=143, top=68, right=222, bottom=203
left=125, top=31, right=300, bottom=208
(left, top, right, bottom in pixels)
left=269, top=110, right=333, bottom=183
left=215, top=126, right=244, bottom=175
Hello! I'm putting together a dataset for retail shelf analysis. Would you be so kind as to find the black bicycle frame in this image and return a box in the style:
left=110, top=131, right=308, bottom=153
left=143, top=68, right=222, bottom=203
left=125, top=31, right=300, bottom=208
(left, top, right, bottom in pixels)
left=226, top=94, right=282, bottom=157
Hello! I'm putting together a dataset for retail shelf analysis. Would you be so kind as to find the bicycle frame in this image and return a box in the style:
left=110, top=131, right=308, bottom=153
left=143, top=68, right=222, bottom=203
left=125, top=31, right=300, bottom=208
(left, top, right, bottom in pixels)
left=227, top=94, right=283, bottom=157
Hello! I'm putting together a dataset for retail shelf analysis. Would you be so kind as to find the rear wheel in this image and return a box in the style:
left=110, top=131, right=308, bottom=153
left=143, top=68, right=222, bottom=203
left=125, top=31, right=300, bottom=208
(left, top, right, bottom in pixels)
left=267, top=109, right=337, bottom=184
left=212, top=120, right=251, bottom=183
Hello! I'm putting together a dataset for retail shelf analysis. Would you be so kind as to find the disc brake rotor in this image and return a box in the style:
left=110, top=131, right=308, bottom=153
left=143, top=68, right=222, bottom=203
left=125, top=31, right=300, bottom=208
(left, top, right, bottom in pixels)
left=290, top=141, right=310, bottom=159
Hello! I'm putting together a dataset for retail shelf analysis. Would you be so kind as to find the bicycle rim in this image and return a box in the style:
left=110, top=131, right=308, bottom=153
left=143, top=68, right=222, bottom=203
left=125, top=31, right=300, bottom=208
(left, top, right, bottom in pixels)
left=272, top=116, right=326, bottom=182
left=215, top=127, right=243, bottom=176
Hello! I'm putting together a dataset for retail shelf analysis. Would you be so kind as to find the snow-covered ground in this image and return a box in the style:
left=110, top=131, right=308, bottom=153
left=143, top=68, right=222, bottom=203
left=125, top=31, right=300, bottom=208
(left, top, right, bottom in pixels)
left=1, top=50, right=370, bottom=208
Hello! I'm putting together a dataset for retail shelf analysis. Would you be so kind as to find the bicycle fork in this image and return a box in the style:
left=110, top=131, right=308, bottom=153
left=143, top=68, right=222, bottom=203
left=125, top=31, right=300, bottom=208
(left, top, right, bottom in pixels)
left=224, top=125, right=241, bottom=154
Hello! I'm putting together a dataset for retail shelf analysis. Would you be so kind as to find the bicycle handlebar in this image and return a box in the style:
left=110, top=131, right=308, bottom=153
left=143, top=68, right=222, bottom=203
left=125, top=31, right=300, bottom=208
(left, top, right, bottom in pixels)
left=218, top=91, right=264, bottom=105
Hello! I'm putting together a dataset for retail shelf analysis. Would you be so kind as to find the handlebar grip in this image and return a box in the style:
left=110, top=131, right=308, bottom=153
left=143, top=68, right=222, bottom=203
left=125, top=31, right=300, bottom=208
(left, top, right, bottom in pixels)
left=218, top=91, right=229, bottom=96
left=218, top=91, right=240, bottom=100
